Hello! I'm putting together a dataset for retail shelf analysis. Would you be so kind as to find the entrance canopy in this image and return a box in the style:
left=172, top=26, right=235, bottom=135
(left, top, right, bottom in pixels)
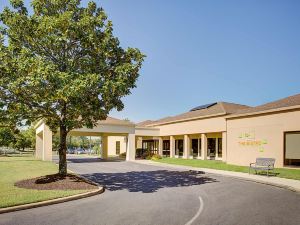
left=34, top=117, right=160, bottom=161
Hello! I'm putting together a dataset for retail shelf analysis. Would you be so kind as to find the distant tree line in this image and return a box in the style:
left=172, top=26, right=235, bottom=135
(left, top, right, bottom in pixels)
left=52, top=135, right=101, bottom=154
left=0, top=126, right=35, bottom=153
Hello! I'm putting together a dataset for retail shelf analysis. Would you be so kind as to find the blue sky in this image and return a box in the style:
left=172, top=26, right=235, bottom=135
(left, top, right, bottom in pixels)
left=1, top=0, right=300, bottom=122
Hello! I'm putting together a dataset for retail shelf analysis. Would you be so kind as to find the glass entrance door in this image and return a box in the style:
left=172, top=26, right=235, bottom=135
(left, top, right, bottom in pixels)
left=175, top=139, right=184, bottom=157
left=142, top=140, right=158, bottom=155
left=207, top=138, right=216, bottom=158
left=191, top=139, right=199, bottom=158
left=163, top=140, right=170, bottom=157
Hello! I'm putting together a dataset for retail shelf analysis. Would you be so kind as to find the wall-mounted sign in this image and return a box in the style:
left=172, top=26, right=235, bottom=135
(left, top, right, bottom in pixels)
left=238, top=131, right=255, bottom=140
left=238, top=130, right=267, bottom=152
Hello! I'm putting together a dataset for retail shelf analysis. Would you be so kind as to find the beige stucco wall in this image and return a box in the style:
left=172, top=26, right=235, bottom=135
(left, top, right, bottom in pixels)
left=135, top=127, right=160, bottom=136
left=156, top=116, right=226, bottom=136
left=71, top=123, right=135, bottom=136
left=226, top=110, right=300, bottom=167
left=107, top=136, right=127, bottom=156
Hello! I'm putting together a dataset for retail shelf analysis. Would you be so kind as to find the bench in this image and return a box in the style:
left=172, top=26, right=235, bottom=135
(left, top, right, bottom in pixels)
left=249, top=158, right=275, bottom=177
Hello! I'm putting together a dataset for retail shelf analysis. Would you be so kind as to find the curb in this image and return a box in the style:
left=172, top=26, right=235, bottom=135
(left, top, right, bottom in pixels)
left=137, top=160, right=300, bottom=193
left=0, top=173, right=104, bottom=214
left=198, top=169, right=300, bottom=193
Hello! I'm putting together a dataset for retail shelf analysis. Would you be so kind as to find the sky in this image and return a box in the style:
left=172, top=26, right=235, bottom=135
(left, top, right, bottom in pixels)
left=1, top=0, right=300, bottom=123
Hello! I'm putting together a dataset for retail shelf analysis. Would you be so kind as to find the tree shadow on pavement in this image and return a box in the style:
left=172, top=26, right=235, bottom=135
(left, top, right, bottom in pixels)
left=82, top=170, right=218, bottom=193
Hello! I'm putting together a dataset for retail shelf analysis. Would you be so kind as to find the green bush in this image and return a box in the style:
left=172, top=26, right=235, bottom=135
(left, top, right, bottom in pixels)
left=145, top=155, right=152, bottom=160
left=119, top=152, right=126, bottom=158
left=136, top=148, right=144, bottom=158
left=151, top=154, right=162, bottom=160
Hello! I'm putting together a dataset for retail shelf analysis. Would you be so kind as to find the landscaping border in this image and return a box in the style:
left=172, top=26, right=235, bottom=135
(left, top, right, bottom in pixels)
left=0, top=174, right=104, bottom=214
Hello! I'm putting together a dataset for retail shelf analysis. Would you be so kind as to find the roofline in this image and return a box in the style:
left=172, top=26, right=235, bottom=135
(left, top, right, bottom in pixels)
left=33, top=119, right=135, bottom=130
left=148, top=112, right=227, bottom=126
left=135, top=126, right=160, bottom=130
left=95, top=121, right=135, bottom=127
left=225, top=104, right=300, bottom=119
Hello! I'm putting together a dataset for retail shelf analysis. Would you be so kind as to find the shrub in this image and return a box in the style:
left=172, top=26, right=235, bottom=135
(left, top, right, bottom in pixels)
left=119, top=152, right=126, bottom=158
left=151, top=154, right=162, bottom=160
left=136, top=148, right=144, bottom=158
left=145, top=155, right=152, bottom=160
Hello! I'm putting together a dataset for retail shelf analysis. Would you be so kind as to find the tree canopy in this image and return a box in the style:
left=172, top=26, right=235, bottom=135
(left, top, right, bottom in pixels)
left=0, top=0, right=145, bottom=175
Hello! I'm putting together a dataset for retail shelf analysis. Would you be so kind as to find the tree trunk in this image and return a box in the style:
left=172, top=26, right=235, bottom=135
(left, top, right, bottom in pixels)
left=58, top=125, right=68, bottom=176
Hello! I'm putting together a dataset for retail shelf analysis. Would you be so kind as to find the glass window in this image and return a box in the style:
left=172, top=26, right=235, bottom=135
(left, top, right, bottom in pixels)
left=162, top=140, right=170, bottom=157
left=199, top=138, right=202, bottom=157
left=191, top=139, right=198, bottom=158
left=218, top=138, right=222, bottom=158
left=285, top=132, right=300, bottom=166
left=175, top=139, right=184, bottom=156
left=163, top=140, right=170, bottom=150
left=207, top=138, right=216, bottom=158
left=116, top=141, right=120, bottom=155
left=142, top=140, right=158, bottom=155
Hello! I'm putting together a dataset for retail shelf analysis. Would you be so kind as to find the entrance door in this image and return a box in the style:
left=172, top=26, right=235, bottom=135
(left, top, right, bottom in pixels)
left=207, top=138, right=216, bottom=158
left=116, top=141, right=120, bottom=155
left=142, top=140, right=158, bottom=155
left=175, top=139, right=184, bottom=157
left=163, top=140, right=170, bottom=157
left=191, top=139, right=199, bottom=158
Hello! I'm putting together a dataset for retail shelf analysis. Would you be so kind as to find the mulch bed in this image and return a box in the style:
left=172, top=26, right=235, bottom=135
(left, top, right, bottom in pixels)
left=15, top=174, right=98, bottom=190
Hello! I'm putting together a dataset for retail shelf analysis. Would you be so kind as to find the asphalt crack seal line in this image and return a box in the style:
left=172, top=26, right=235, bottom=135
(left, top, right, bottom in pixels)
left=185, top=196, right=204, bottom=225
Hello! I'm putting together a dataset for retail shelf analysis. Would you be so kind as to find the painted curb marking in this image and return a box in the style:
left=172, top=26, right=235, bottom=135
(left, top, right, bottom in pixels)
left=185, top=196, right=204, bottom=225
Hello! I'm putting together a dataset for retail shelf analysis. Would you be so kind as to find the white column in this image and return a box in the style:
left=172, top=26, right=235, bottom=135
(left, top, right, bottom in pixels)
left=158, top=137, right=163, bottom=156
left=170, top=136, right=175, bottom=158
left=201, top=133, right=207, bottom=160
left=222, top=132, right=227, bottom=162
left=183, top=135, right=190, bottom=159
left=101, top=136, right=108, bottom=159
left=126, top=133, right=136, bottom=161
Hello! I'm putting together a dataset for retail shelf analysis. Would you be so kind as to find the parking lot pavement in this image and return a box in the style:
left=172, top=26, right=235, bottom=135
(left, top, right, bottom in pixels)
left=1, top=155, right=299, bottom=225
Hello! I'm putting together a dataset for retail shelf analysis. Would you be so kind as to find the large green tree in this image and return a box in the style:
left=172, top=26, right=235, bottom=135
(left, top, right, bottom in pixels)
left=0, top=127, right=16, bottom=151
left=13, top=127, right=35, bottom=151
left=0, top=0, right=145, bottom=175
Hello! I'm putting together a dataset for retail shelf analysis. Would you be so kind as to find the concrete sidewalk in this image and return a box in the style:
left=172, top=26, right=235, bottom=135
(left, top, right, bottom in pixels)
left=135, top=160, right=300, bottom=193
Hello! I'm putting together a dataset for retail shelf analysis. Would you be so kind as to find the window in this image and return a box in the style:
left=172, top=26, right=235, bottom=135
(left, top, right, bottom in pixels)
left=142, top=140, right=158, bottom=154
left=191, top=139, right=199, bottom=158
left=163, top=140, right=170, bottom=157
left=207, top=138, right=216, bottom=158
left=218, top=138, right=222, bottom=158
left=175, top=139, right=184, bottom=157
left=116, top=141, right=120, bottom=155
left=285, top=132, right=300, bottom=166
left=199, top=138, right=202, bottom=157
left=163, top=140, right=170, bottom=150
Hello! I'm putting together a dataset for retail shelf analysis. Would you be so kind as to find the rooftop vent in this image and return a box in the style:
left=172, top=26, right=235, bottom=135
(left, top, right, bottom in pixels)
left=190, top=102, right=217, bottom=111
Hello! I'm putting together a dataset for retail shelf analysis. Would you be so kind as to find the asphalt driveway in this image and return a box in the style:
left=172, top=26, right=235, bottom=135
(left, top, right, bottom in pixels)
left=1, top=155, right=299, bottom=225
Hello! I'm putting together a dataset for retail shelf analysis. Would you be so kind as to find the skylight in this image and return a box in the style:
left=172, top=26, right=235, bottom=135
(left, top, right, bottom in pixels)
left=190, top=102, right=217, bottom=111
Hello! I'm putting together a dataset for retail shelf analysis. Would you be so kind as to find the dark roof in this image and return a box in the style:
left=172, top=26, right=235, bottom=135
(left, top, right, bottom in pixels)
left=231, top=93, right=300, bottom=117
left=142, top=102, right=250, bottom=126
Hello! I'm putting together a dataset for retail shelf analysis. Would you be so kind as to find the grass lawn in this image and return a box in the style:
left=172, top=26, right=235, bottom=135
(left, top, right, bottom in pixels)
left=154, top=158, right=300, bottom=181
left=0, top=155, right=88, bottom=208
